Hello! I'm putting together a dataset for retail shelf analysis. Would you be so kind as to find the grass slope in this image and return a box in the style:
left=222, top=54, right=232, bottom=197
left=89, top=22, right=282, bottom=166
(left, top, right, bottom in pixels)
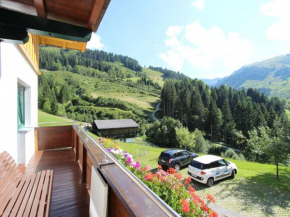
left=242, top=74, right=290, bottom=99
left=38, top=110, right=71, bottom=123
left=142, top=67, right=164, bottom=86
left=38, top=110, right=83, bottom=126
left=44, top=70, right=160, bottom=111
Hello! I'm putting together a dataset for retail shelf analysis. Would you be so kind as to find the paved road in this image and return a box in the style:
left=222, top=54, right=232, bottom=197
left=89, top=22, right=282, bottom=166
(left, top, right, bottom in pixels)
left=151, top=103, right=160, bottom=122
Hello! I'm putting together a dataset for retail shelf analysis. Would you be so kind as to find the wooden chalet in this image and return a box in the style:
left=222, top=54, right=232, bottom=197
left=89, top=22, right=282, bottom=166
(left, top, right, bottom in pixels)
left=92, top=119, right=139, bottom=139
left=0, top=1, right=179, bottom=217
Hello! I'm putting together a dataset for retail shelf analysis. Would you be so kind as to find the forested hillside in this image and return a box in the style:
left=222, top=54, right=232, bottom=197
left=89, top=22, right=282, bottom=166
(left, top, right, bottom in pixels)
left=160, top=78, right=286, bottom=150
left=38, top=70, right=154, bottom=134
left=149, top=66, right=187, bottom=80
left=216, top=54, right=290, bottom=99
left=38, top=46, right=187, bottom=134
left=40, top=46, right=187, bottom=81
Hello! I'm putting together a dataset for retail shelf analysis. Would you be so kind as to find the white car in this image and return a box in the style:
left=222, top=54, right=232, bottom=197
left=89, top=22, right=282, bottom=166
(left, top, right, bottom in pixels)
left=188, top=155, right=238, bottom=187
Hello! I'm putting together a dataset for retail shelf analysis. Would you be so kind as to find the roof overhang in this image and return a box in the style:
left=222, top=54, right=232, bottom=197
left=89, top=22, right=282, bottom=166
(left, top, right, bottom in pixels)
left=0, top=0, right=110, bottom=49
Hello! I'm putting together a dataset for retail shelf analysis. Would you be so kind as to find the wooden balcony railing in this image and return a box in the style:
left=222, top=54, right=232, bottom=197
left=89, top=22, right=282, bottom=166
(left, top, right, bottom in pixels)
left=34, top=124, right=180, bottom=217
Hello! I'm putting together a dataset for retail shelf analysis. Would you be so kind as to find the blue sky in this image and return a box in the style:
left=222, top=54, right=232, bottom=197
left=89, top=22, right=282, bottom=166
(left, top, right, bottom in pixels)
left=87, top=0, right=290, bottom=79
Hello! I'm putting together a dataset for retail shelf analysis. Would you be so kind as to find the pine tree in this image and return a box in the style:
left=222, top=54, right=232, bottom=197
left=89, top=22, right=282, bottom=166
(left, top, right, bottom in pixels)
left=208, top=99, right=223, bottom=142
left=222, top=99, right=235, bottom=144
left=188, top=89, right=205, bottom=131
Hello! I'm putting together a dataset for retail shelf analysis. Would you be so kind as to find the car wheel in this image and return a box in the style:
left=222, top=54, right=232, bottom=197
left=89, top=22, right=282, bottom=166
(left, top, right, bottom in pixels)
left=174, top=164, right=180, bottom=172
left=206, top=178, right=214, bottom=187
left=231, top=170, right=236, bottom=179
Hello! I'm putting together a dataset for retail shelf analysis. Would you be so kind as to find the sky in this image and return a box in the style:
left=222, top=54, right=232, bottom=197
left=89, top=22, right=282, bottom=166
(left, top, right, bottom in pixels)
left=87, top=0, right=290, bottom=79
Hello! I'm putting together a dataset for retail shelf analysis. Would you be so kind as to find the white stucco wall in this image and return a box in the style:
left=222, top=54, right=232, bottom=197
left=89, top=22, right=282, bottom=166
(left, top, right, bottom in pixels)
left=0, top=43, right=38, bottom=165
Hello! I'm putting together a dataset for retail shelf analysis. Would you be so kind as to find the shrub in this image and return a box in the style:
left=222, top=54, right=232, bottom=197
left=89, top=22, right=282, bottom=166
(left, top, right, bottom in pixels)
left=175, top=127, right=195, bottom=151
left=221, top=148, right=244, bottom=160
left=193, top=129, right=208, bottom=154
left=208, top=144, right=227, bottom=156
left=239, top=153, right=245, bottom=161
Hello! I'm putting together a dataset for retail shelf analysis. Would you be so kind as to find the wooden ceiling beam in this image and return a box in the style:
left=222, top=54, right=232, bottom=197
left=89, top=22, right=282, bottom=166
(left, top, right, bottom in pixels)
left=87, top=0, right=104, bottom=30
left=92, top=0, right=111, bottom=32
left=34, top=0, right=47, bottom=18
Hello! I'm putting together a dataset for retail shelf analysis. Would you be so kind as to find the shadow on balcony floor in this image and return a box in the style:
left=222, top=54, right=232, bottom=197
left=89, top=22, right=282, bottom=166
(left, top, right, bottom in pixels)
left=23, top=149, right=90, bottom=217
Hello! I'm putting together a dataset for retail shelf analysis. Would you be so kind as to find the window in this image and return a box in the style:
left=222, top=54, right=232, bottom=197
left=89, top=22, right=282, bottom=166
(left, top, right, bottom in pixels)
left=181, top=151, right=189, bottom=156
left=174, top=152, right=182, bottom=157
left=190, top=161, right=209, bottom=170
left=18, top=84, right=25, bottom=129
left=209, top=161, right=220, bottom=169
left=218, top=160, right=227, bottom=166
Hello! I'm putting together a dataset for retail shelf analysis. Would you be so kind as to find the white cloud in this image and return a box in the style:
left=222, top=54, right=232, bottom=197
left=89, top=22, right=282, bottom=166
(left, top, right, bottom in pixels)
left=86, top=34, right=104, bottom=50
left=261, top=0, right=290, bottom=41
left=166, top=26, right=183, bottom=37
left=159, top=51, right=183, bottom=72
left=159, top=21, right=253, bottom=73
left=192, top=0, right=204, bottom=10
left=165, top=37, right=181, bottom=47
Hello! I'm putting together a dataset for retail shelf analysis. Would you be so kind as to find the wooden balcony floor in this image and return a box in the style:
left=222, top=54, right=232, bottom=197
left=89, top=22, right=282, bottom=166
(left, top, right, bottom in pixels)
left=22, top=149, right=90, bottom=217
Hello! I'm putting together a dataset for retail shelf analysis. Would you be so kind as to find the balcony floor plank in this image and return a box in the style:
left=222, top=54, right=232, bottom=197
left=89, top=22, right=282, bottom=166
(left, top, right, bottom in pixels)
left=23, top=149, right=90, bottom=217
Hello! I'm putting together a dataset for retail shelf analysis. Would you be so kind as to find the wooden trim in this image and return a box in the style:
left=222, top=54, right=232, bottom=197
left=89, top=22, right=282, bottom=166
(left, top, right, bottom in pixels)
left=34, top=0, right=47, bottom=18
left=87, top=0, right=105, bottom=30
left=93, top=0, right=111, bottom=32
left=81, top=146, right=87, bottom=183
left=75, top=134, right=79, bottom=161
left=81, top=42, right=87, bottom=53
left=17, top=45, right=41, bottom=76
left=35, top=130, right=38, bottom=152
left=38, top=35, right=87, bottom=52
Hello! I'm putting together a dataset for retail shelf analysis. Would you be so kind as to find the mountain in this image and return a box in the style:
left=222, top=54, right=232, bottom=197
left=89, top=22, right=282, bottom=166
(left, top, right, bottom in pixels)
left=201, top=78, right=222, bottom=86
left=216, top=54, right=290, bottom=99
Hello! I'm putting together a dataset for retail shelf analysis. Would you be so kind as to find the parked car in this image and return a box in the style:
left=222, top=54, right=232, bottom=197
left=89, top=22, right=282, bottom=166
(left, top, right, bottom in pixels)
left=158, top=149, right=198, bottom=171
left=188, top=155, right=238, bottom=187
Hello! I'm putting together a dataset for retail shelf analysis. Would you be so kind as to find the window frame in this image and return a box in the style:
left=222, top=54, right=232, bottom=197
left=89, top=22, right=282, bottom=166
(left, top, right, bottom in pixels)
left=17, top=84, right=25, bottom=129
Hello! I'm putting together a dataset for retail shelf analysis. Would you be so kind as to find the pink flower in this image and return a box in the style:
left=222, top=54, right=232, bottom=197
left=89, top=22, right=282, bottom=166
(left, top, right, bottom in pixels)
left=133, top=161, right=140, bottom=169
left=126, top=157, right=132, bottom=164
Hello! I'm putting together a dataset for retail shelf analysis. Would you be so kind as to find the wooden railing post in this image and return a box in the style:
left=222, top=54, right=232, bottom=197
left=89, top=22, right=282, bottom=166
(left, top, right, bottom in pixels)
left=75, top=134, right=79, bottom=162
left=81, top=144, right=87, bottom=184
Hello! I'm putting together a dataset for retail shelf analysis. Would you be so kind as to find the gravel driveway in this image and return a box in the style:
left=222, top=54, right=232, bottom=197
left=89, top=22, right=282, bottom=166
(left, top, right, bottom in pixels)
left=180, top=170, right=290, bottom=216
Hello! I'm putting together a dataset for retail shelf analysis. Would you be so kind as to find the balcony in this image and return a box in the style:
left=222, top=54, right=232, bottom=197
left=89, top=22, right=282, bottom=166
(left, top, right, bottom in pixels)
left=24, top=124, right=178, bottom=217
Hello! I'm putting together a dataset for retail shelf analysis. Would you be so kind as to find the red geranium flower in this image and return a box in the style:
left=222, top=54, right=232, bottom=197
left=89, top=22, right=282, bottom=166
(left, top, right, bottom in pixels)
left=209, top=211, right=219, bottom=217
left=167, top=167, right=176, bottom=174
left=174, top=173, right=182, bottom=181
left=181, top=199, right=190, bottom=213
left=206, top=194, right=216, bottom=203
left=184, top=177, right=192, bottom=185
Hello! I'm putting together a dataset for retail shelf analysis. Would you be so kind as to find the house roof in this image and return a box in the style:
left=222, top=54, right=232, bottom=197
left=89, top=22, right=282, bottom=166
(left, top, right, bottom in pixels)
left=94, top=119, right=139, bottom=130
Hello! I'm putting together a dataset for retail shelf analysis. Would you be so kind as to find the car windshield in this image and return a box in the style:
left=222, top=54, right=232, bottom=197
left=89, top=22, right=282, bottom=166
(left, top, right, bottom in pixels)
left=160, top=153, right=172, bottom=160
left=190, top=161, right=209, bottom=170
